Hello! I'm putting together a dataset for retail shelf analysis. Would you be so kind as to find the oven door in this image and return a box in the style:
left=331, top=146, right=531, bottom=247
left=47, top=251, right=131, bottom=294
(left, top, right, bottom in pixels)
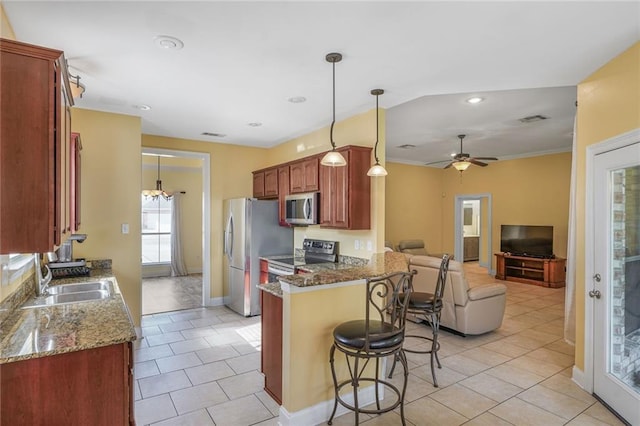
left=267, top=262, right=295, bottom=282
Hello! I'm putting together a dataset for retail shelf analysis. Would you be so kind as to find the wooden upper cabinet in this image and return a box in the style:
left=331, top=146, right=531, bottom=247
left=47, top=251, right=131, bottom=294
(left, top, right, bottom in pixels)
left=253, top=171, right=265, bottom=198
left=320, top=146, right=372, bottom=230
left=290, top=157, right=319, bottom=194
left=0, top=38, right=73, bottom=254
left=277, top=165, right=290, bottom=226
left=70, top=132, right=82, bottom=233
left=253, top=168, right=278, bottom=199
left=264, top=168, right=278, bottom=198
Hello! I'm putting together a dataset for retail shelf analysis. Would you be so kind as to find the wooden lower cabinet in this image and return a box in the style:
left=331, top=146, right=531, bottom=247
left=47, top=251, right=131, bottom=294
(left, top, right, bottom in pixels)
left=0, top=342, right=135, bottom=425
left=260, top=291, right=283, bottom=404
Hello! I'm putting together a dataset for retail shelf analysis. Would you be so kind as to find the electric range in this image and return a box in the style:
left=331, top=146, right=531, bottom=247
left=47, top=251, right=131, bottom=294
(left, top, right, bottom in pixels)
left=267, top=239, right=339, bottom=279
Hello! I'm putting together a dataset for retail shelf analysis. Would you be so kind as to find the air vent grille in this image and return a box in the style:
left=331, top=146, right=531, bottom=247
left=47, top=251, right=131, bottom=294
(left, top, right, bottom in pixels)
left=519, top=115, right=548, bottom=123
left=202, top=132, right=226, bottom=137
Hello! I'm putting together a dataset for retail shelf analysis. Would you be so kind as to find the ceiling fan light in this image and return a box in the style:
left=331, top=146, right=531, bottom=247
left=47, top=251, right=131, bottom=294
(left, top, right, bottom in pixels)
left=321, top=150, right=347, bottom=167
left=453, top=161, right=471, bottom=171
left=367, top=163, right=388, bottom=177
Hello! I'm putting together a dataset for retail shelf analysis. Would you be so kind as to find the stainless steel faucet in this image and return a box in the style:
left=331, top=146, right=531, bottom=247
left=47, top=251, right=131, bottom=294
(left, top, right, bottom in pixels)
left=33, top=253, right=52, bottom=296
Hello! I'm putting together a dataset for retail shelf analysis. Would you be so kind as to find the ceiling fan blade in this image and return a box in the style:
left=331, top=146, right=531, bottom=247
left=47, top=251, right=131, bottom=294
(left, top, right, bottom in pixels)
left=425, top=159, right=450, bottom=166
left=443, top=161, right=454, bottom=169
left=472, top=157, right=498, bottom=161
left=469, top=159, right=488, bottom=167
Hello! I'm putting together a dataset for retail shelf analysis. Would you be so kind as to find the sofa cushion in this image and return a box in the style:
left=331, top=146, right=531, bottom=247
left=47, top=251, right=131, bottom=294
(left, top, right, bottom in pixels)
left=397, top=239, right=429, bottom=255
left=467, top=283, right=507, bottom=301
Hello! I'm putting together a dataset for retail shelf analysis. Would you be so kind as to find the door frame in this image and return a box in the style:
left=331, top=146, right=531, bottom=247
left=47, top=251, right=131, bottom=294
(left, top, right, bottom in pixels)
left=584, top=128, right=640, bottom=393
left=454, top=193, right=493, bottom=273
left=142, top=147, right=212, bottom=306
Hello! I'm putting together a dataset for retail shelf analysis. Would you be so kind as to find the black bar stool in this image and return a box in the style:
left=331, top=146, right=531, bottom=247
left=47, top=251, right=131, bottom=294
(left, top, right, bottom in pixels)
left=327, top=270, right=416, bottom=425
left=389, top=254, right=450, bottom=387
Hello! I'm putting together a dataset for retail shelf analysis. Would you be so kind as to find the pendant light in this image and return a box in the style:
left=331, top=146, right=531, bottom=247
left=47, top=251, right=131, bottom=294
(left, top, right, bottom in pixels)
left=320, top=52, right=347, bottom=167
left=142, top=156, right=173, bottom=200
left=367, top=89, right=387, bottom=177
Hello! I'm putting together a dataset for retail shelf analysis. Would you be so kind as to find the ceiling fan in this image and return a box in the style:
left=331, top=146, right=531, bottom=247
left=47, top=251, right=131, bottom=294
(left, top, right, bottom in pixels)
left=426, top=134, right=498, bottom=171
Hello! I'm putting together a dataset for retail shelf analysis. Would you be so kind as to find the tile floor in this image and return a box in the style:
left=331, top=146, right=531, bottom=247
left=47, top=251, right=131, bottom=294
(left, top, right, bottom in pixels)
left=134, top=265, right=627, bottom=425
left=142, top=274, right=203, bottom=315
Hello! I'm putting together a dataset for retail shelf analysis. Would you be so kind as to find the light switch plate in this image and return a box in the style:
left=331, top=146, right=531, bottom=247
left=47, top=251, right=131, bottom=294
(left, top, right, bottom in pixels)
left=121, top=223, right=129, bottom=234
left=366, top=240, right=373, bottom=251
left=354, top=240, right=360, bottom=250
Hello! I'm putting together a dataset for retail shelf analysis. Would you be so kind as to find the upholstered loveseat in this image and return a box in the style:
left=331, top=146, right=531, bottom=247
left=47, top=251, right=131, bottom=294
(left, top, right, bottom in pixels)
left=406, top=255, right=507, bottom=336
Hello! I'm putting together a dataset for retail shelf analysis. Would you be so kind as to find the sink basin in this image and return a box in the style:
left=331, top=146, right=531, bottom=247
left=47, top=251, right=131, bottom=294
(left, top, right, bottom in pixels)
left=46, top=280, right=111, bottom=295
left=21, top=280, right=113, bottom=309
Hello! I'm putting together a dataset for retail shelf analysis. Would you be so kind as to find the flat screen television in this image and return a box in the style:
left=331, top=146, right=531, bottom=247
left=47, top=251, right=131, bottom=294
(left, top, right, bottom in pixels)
left=500, top=225, right=554, bottom=258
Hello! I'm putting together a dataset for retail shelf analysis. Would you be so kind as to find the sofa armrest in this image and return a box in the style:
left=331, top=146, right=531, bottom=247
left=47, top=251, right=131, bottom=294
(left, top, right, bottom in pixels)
left=467, top=283, right=506, bottom=301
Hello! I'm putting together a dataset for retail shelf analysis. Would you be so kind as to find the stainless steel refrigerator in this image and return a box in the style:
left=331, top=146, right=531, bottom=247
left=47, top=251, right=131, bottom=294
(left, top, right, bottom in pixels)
left=223, top=198, right=293, bottom=316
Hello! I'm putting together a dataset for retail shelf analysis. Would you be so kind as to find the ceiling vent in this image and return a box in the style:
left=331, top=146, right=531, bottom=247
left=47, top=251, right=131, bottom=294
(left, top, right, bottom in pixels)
left=398, top=144, right=416, bottom=149
left=202, top=132, right=226, bottom=138
left=519, top=114, right=548, bottom=123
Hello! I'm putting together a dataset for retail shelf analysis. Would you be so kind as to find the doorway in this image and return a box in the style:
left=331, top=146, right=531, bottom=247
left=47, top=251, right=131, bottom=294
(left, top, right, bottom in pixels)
left=141, top=148, right=211, bottom=315
left=454, top=194, right=492, bottom=273
left=586, top=131, right=640, bottom=425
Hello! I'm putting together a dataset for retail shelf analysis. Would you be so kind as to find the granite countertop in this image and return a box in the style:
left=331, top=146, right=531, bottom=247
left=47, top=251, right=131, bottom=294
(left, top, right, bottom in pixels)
left=278, top=251, right=410, bottom=288
left=258, top=282, right=283, bottom=297
left=0, top=270, right=136, bottom=364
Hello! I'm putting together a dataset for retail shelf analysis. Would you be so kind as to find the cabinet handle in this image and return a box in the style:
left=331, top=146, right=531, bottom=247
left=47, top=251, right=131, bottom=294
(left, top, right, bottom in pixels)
left=593, top=273, right=601, bottom=282
left=588, top=290, right=601, bottom=299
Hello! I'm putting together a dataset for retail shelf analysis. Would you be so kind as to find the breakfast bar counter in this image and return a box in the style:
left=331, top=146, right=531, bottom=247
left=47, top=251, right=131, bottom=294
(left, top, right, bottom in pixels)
left=271, top=251, right=410, bottom=425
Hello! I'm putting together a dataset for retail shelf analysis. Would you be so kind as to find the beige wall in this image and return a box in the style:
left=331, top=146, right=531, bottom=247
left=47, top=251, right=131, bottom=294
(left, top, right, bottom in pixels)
left=574, top=42, right=640, bottom=371
left=1, top=4, right=15, bottom=39
left=386, top=152, right=572, bottom=266
left=142, top=158, right=203, bottom=273
left=71, top=108, right=143, bottom=325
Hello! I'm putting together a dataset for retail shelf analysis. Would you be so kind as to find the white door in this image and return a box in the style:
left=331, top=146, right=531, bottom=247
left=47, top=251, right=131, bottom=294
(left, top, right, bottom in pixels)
left=593, top=142, right=640, bottom=424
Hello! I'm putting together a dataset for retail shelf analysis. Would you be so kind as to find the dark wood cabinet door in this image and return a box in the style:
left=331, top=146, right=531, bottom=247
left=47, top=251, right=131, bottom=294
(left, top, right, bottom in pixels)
left=289, top=161, right=305, bottom=193
left=319, top=164, right=333, bottom=226
left=278, top=166, right=290, bottom=226
left=253, top=171, right=265, bottom=198
left=1, top=343, right=132, bottom=425
left=332, top=152, right=350, bottom=228
left=0, top=38, right=73, bottom=253
left=70, top=132, right=82, bottom=232
left=264, top=168, right=278, bottom=197
left=261, top=291, right=283, bottom=404
left=302, top=157, right=319, bottom=192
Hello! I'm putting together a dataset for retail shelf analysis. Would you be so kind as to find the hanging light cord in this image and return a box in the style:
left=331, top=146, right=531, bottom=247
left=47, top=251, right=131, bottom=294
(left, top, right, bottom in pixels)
left=156, top=156, right=162, bottom=190
left=329, top=58, right=337, bottom=150
left=373, top=92, right=380, bottom=164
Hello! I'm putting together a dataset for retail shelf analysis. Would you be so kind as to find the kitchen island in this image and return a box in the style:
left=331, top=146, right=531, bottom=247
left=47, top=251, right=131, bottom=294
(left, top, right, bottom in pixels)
left=259, top=251, right=409, bottom=426
left=0, top=263, right=137, bottom=425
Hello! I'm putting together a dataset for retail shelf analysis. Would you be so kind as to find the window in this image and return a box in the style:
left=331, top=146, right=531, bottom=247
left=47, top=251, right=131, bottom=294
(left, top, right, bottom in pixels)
left=141, top=195, right=172, bottom=264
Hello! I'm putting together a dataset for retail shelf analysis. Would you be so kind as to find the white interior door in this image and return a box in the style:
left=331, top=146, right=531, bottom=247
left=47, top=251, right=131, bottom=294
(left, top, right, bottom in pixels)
left=593, top=142, right=640, bottom=424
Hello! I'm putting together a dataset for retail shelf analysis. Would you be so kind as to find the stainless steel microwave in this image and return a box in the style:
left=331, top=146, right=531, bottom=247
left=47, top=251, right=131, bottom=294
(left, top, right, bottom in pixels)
left=285, top=192, right=319, bottom=225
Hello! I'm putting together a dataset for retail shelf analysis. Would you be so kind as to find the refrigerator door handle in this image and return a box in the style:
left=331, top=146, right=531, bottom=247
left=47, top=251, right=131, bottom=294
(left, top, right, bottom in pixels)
left=225, top=214, right=234, bottom=260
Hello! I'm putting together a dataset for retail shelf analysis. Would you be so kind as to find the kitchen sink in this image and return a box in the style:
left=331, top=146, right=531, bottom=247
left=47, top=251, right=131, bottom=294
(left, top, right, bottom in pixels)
left=21, top=281, right=113, bottom=309
left=46, top=280, right=111, bottom=295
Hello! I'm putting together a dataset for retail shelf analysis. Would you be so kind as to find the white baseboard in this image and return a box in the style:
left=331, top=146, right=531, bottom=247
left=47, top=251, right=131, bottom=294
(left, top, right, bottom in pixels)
left=208, top=297, right=224, bottom=306
left=278, top=383, right=384, bottom=426
left=572, top=365, right=586, bottom=390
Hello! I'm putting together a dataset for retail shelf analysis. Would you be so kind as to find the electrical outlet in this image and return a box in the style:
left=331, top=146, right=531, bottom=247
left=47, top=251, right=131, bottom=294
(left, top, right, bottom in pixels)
left=354, top=240, right=360, bottom=250
left=366, top=240, right=373, bottom=251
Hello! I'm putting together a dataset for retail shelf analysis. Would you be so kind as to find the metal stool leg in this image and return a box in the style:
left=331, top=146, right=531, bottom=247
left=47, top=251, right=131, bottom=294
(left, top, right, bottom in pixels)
left=328, top=345, right=339, bottom=425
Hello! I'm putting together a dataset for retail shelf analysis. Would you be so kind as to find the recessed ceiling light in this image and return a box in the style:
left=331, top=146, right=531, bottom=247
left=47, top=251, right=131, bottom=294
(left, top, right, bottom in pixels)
left=201, top=132, right=226, bottom=138
left=466, top=97, right=484, bottom=104
left=288, top=96, right=307, bottom=103
left=248, top=122, right=262, bottom=127
left=398, top=144, right=416, bottom=149
left=134, top=104, right=151, bottom=111
left=154, top=35, right=184, bottom=50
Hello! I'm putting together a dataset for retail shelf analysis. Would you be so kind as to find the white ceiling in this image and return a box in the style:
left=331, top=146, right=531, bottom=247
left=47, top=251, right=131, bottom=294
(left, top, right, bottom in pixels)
left=4, top=1, right=639, bottom=166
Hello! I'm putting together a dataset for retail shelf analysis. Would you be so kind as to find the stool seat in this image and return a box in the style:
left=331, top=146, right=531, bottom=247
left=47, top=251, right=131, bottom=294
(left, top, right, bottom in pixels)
left=333, top=320, right=403, bottom=350
left=408, top=292, right=443, bottom=311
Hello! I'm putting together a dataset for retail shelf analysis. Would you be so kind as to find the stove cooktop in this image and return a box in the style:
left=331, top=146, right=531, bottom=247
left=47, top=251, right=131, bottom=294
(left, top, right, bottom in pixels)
left=271, top=256, right=332, bottom=267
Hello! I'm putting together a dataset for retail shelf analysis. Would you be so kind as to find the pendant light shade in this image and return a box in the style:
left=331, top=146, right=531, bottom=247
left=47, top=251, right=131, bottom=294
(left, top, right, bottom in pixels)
left=320, top=52, right=347, bottom=167
left=367, top=89, right=387, bottom=177
left=142, top=156, right=173, bottom=200
left=452, top=161, right=471, bottom=172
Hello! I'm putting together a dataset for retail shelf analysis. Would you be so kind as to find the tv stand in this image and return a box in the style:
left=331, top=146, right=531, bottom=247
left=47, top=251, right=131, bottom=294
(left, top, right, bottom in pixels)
left=495, top=253, right=566, bottom=288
